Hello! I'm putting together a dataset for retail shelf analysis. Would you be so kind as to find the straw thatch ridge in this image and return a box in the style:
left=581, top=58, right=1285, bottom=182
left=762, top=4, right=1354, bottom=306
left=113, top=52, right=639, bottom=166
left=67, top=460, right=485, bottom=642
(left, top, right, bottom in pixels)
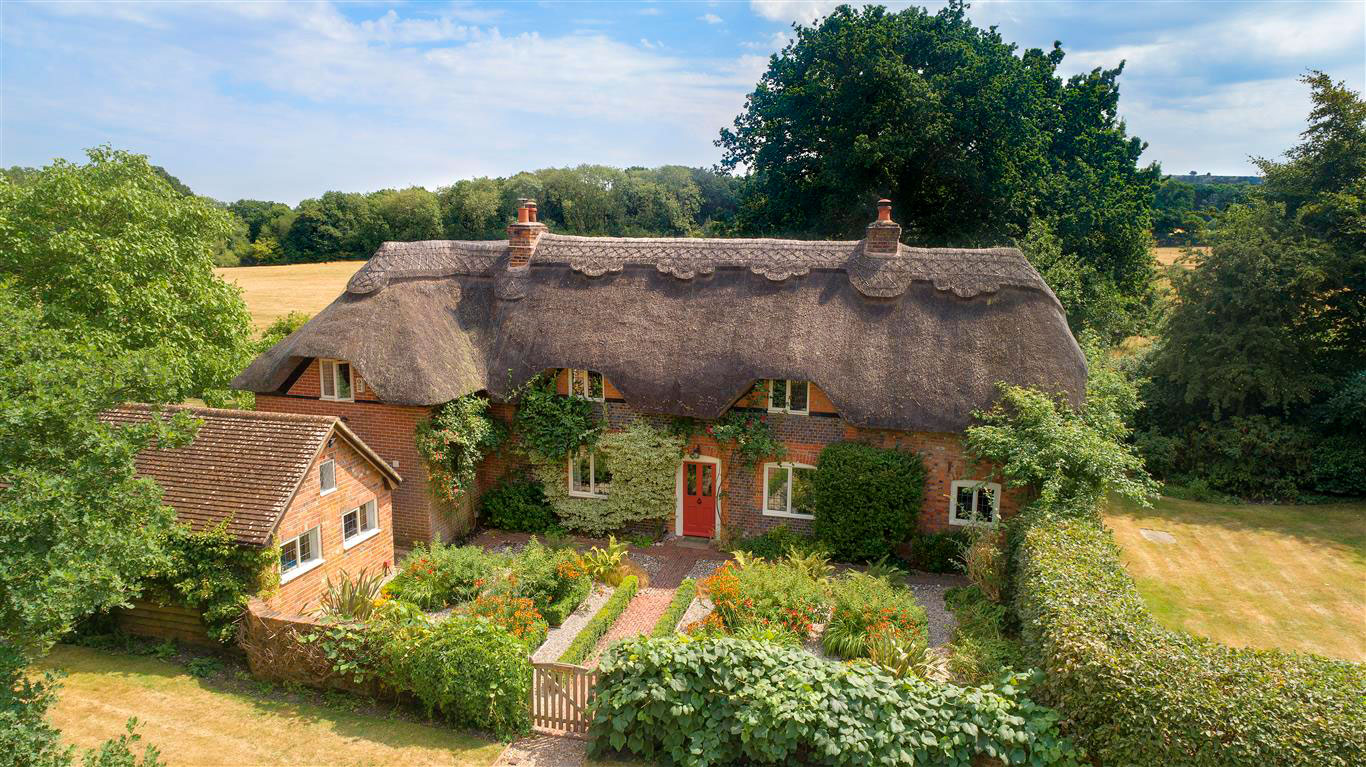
left=234, top=234, right=1086, bottom=432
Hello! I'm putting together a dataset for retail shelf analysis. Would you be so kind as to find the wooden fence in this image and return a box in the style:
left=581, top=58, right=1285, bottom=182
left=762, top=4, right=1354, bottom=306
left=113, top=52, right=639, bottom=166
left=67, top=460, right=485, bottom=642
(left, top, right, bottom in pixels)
left=531, top=661, right=599, bottom=738
left=116, top=600, right=214, bottom=646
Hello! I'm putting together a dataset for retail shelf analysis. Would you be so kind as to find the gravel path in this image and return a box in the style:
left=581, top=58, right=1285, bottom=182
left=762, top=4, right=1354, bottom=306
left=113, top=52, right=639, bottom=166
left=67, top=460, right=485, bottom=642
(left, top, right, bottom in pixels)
left=494, top=734, right=587, bottom=766
left=532, top=585, right=614, bottom=663
left=675, top=594, right=711, bottom=633
left=903, top=571, right=968, bottom=648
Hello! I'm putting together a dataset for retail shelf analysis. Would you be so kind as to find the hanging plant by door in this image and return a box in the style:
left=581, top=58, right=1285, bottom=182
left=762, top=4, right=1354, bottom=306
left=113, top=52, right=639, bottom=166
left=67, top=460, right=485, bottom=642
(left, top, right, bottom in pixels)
left=416, top=393, right=505, bottom=504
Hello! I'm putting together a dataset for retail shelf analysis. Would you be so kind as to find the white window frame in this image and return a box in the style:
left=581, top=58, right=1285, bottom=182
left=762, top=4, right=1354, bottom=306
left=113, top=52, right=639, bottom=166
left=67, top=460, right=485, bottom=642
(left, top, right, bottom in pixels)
left=319, top=359, right=355, bottom=402
left=761, top=461, right=816, bottom=520
left=567, top=369, right=605, bottom=402
left=341, top=499, right=380, bottom=549
left=949, top=480, right=1002, bottom=526
left=279, top=527, right=323, bottom=583
left=319, top=458, right=337, bottom=495
left=765, top=379, right=810, bottom=415
left=567, top=448, right=610, bottom=499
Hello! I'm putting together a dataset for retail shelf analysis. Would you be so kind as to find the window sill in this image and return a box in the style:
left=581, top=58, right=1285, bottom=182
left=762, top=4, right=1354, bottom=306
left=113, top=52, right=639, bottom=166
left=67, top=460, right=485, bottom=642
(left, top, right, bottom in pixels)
left=949, top=516, right=998, bottom=527
left=766, top=408, right=809, bottom=416
left=280, top=557, right=325, bottom=585
left=320, top=487, right=337, bottom=496
left=762, top=509, right=815, bottom=521
left=342, top=527, right=382, bottom=551
left=567, top=490, right=609, bottom=500
left=320, top=396, right=355, bottom=403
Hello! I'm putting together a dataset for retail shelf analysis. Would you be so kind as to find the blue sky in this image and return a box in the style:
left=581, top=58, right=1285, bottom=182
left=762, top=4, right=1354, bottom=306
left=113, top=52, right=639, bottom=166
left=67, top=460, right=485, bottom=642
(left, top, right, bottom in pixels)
left=3, top=1, right=1362, bottom=203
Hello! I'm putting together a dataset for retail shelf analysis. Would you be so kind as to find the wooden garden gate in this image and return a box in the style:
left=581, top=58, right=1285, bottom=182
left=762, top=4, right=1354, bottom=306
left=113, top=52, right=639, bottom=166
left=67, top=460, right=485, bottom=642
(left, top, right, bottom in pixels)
left=531, top=662, right=598, bottom=738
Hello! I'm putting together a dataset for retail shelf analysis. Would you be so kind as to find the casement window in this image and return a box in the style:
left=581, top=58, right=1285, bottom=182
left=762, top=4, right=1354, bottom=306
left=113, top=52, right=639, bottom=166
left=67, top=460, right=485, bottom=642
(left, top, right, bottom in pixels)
left=567, top=369, right=604, bottom=402
left=762, top=462, right=816, bottom=519
left=568, top=448, right=612, bottom=498
left=342, top=499, right=379, bottom=548
left=766, top=379, right=809, bottom=415
left=949, top=480, right=1002, bottom=526
left=279, top=527, right=322, bottom=582
left=319, top=459, right=337, bottom=495
left=320, top=359, right=355, bottom=401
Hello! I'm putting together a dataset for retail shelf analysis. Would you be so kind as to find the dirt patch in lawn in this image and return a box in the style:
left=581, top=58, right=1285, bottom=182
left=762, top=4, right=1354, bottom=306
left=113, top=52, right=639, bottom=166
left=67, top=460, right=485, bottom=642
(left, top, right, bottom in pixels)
left=41, top=645, right=505, bottom=767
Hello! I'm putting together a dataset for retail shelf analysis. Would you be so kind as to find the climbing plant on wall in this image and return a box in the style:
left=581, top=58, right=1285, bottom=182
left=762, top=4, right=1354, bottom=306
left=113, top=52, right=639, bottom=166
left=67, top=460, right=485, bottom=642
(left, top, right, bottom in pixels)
left=141, top=520, right=278, bottom=642
left=511, top=373, right=602, bottom=461
left=532, top=420, right=684, bottom=535
left=416, top=393, right=506, bottom=504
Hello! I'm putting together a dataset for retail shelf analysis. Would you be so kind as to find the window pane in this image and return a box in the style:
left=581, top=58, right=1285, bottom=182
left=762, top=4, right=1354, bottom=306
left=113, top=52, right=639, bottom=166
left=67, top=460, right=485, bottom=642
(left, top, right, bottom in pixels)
left=343, top=511, right=358, bottom=540
left=280, top=540, right=298, bottom=571
left=571, top=453, right=590, bottom=493
left=955, top=486, right=976, bottom=521
left=362, top=501, right=376, bottom=531
left=336, top=363, right=352, bottom=399
left=592, top=452, right=612, bottom=496
left=320, top=361, right=335, bottom=398
left=588, top=371, right=603, bottom=400
left=791, top=467, right=815, bottom=516
left=298, top=532, right=313, bottom=562
left=686, top=463, right=697, bottom=494
left=789, top=381, right=809, bottom=412
left=979, top=487, right=997, bottom=523
left=320, top=460, right=336, bottom=491
left=768, top=379, right=786, bottom=410
left=765, top=466, right=789, bottom=512
left=701, top=464, right=714, bottom=496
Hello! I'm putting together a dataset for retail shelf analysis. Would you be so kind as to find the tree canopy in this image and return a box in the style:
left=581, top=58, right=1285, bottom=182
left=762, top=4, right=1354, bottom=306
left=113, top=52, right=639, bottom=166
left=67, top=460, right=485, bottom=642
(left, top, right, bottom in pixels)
left=0, top=147, right=254, bottom=403
left=717, top=1, right=1159, bottom=338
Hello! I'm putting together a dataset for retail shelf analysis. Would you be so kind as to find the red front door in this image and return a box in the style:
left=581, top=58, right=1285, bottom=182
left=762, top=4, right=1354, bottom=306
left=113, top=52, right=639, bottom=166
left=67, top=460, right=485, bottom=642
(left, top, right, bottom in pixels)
left=681, top=461, right=716, bottom=537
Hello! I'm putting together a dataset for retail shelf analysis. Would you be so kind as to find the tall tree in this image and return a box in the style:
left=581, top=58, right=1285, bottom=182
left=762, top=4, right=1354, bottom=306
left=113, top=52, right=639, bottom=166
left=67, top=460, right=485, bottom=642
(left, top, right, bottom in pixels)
left=718, top=1, right=1159, bottom=337
left=0, top=147, right=254, bottom=403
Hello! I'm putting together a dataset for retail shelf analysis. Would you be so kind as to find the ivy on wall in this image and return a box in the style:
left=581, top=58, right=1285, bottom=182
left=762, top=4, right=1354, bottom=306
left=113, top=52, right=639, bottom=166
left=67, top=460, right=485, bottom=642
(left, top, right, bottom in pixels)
left=416, top=393, right=505, bottom=505
left=531, top=420, right=684, bottom=535
left=142, top=520, right=278, bottom=642
left=511, top=373, right=602, bottom=461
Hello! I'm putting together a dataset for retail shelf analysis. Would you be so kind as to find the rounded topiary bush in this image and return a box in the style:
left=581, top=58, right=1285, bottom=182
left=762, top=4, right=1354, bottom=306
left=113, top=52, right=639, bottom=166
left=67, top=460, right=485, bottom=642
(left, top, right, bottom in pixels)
left=811, top=441, right=925, bottom=561
left=480, top=477, right=556, bottom=532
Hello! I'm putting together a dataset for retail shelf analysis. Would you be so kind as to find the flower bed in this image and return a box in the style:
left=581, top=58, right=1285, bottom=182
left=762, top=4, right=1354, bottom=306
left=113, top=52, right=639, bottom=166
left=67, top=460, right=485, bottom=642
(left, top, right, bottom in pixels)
left=821, top=571, right=928, bottom=660
left=693, top=558, right=825, bottom=642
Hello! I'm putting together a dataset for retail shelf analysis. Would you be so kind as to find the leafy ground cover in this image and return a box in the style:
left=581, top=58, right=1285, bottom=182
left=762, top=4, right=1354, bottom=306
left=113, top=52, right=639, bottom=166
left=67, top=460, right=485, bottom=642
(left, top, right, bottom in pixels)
left=40, top=645, right=504, bottom=767
left=1104, top=494, right=1366, bottom=660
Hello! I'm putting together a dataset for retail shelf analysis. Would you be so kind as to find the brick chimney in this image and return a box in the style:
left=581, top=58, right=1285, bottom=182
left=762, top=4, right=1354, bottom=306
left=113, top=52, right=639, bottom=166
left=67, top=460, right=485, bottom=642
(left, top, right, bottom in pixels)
left=864, top=199, right=901, bottom=256
left=507, top=198, right=547, bottom=268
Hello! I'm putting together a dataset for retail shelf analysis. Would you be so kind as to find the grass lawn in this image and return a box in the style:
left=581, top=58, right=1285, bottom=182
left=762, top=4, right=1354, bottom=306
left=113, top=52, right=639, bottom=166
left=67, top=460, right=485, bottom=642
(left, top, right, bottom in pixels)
left=215, top=261, right=363, bottom=330
left=41, top=645, right=506, bottom=767
left=1105, top=495, right=1366, bottom=661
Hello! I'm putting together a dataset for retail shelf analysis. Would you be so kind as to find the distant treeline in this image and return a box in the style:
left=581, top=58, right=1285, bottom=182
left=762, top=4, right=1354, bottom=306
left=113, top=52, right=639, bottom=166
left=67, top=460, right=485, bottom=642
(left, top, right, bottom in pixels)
left=220, top=166, right=741, bottom=266
left=1153, top=174, right=1262, bottom=246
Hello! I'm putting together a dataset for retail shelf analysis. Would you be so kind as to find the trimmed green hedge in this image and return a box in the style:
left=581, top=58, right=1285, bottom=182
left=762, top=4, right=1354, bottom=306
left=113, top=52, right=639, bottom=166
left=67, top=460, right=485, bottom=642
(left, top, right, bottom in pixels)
left=588, top=637, right=1082, bottom=767
left=558, top=575, right=638, bottom=665
left=650, top=579, right=696, bottom=637
left=811, top=441, right=926, bottom=561
left=1014, top=512, right=1366, bottom=766
left=480, top=477, right=556, bottom=533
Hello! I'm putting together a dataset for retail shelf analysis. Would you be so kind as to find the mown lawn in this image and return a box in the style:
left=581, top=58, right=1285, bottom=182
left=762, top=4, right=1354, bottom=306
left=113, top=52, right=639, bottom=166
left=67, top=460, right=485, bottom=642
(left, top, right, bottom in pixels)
left=215, top=261, right=363, bottom=330
left=41, top=645, right=506, bottom=767
left=1105, top=495, right=1366, bottom=661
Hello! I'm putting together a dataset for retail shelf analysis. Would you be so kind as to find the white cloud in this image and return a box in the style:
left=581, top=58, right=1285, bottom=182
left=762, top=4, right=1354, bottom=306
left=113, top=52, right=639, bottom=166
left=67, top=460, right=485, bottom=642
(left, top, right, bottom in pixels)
left=358, top=10, right=483, bottom=44
left=700, top=13, right=724, bottom=25
left=749, top=0, right=841, bottom=24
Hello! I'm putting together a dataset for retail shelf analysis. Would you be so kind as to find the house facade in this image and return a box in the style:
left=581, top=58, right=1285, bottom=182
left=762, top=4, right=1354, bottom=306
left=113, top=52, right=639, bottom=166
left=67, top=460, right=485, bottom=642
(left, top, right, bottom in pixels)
left=105, top=405, right=401, bottom=618
left=235, top=200, right=1086, bottom=547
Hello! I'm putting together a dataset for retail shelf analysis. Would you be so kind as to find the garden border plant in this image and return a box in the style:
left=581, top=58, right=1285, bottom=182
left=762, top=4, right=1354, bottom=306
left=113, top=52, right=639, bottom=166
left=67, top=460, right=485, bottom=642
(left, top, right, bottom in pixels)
left=558, top=575, right=638, bottom=666
left=650, top=579, right=696, bottom=638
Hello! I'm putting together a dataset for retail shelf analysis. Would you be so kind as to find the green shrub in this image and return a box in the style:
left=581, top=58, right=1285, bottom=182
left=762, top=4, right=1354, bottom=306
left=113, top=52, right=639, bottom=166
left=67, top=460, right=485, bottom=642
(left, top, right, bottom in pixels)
left=316, top=568, right=386, bottom=622
left=501, top=539, right=589, bottom=625
left=416, top=394, right=506, bottom=505
left=698, top=560, right=825, bottom=641
left=559, top=575, right=638, bottom=666
left=650, top=579, right=696, bottom=638
left=821, top=571, right=927, bottom=659
left=141, top=521, right=276, bottom=643
left=810, top=442, right=926, bottom=561
left=375, top=613, right=532, bottom=740
left=383, top=543, right=504, bottom=611
left=906, top=530, right=969, bottom=573
left=511, top=374, right=601, bottom=462
left=727, top=524, right=828, bottom=560
left=944, top=585, right=1024, bottom=685
left=1310, top=435, right=1366, bottom=497
left=589, top=637, right=1082, bottom=767
left=479, top=478, right=556, bottom=533
left=1185, top=415, right=1314, bottom=501
left=1160, top=477, right=1238, bottom=504
left=1015, top=512, right=1366, bottom=766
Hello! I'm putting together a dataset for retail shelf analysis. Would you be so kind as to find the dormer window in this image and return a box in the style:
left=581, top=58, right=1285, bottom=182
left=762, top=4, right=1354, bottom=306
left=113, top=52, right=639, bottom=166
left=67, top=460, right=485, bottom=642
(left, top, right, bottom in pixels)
left=766, top=379, right=809, bottom=415
left=568, top=369, right=604, bottom=402
left=320, top=359, right=354, bottom=401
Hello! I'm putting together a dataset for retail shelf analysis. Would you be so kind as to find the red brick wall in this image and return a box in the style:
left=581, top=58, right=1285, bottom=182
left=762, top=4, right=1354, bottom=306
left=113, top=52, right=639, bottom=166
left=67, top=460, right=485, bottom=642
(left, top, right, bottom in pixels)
left=266, top=434, right=396, bottom=616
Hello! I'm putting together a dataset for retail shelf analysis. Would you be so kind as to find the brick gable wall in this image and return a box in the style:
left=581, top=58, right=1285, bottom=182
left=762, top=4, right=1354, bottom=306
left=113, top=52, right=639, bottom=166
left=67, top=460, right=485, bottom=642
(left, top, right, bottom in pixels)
left=265, top=433, right=395, bottom=616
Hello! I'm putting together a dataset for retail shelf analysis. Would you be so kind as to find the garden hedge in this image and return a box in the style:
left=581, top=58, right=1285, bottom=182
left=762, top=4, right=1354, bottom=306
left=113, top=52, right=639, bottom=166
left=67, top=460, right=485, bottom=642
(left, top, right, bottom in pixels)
left=559, top=575, right=637, bottom=666
left=811, top=441, right=925, bottom=561
left=1014, top=512, right=1366, bottom=766
left=588, top=636, right=1081, bottom=767
left=650, top=579, right=696, bottom=637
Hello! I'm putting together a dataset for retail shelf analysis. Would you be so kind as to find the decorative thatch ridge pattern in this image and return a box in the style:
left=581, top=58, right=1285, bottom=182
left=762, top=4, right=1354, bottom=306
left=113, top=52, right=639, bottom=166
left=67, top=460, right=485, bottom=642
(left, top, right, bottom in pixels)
left=237, top=231, right=1086, bottom=432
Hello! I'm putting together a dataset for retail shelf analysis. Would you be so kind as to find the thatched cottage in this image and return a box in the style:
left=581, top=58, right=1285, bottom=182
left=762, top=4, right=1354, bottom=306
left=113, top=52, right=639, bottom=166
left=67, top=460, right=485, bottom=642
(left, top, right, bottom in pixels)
left=234, top=200, right=1085, bottom=546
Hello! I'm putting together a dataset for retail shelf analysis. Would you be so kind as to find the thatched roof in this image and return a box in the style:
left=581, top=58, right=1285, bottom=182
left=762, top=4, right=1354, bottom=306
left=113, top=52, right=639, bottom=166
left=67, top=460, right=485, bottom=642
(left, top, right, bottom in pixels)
left=234, top=223, right=1086, bottom=432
